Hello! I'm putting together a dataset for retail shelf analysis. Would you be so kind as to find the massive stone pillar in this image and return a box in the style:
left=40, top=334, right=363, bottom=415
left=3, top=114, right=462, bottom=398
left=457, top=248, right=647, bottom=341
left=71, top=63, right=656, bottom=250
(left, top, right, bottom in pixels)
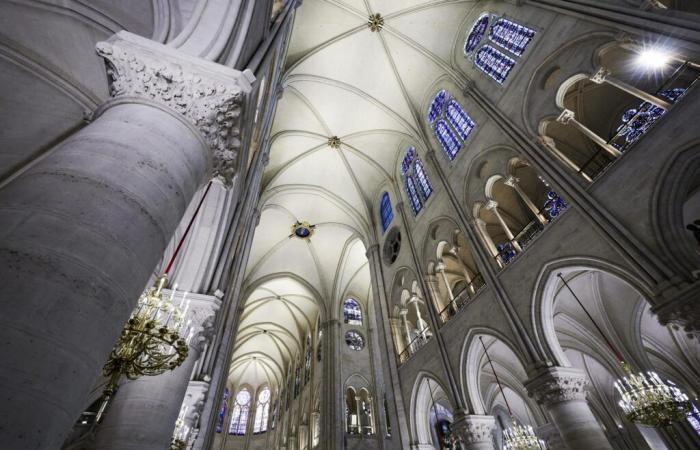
left=526, top=367, right=613, bottom=450
left=93, top=292, right=220, bottom=450
left=0, top=31, right=251, bottom=449
left=452, top=413, right=496, bottom=450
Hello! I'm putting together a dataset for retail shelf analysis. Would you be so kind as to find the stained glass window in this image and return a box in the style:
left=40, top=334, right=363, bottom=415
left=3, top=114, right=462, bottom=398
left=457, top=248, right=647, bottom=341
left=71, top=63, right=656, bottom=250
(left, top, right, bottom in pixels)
left=446, top=100, right=476, bottom=141
left=344, top=298, right=363, bottom=325
left=294, top=362, right=300, bottom=398
left=229, top=389, right=251, bottom=435
left=436, top=120, right=461, bottom=160
left=270, top=398, right=278, bottom=430
left=380, top=192, right=393, bottom=232
left=304, top=335, right=312, bottom=385
left=216, top=387, right=230, bottom=433
left=428, top=89, right=447, bottom=123
left=405, top=176, right=422, bottom=215
left=253, top=387, right=271, bottom=434
left=688, top=404, right=700, bottom=435
left=489, top=18, right=535, bottom=57
left=345, top=330, right=365, bottom=351
left=465, top=14, right=489, bottom=54
left=401, top=146, right=416, bottom=176
left=475, top=45, right=515, bottom=84
left=317, top=329, right=323, bottom=362
left=414, top=160, right=433, bottom=200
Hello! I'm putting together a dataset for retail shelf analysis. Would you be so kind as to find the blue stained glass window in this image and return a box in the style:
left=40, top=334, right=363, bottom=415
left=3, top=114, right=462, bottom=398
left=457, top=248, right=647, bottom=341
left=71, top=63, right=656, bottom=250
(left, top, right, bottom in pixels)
left=216, top=387, right=230, bottom=433
left=401, top=146, right=416, bottom=175
left=475, top=45, right=515, bottom=84
left=405, top=176, right=423, bottom=215
left=414, top=160, right=433, bottom=200
left=465, top=14, right=489, bottom=54
left=428, top=90, right=447, bottom=123
left=229, top=389, right=251, bottom=435
left=344, top=298, right=363, bottom=325
left=446, top=100, right=476, bottom=141
left=435, top=120, right=461, bottom=160
left=688, top=404, right=700, bottom=435
left=380, top=192, right=393, bottom=232
left=489, top=18, right=535, bottom=57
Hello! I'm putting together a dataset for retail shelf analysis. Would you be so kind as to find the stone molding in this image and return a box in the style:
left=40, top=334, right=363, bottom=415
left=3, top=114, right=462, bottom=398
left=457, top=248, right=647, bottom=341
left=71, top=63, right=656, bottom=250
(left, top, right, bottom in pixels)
left=452, top=413, right=496, bottom=445
left=95, top=31, right=255, bottom=184
left=163, top=290, right=221, bottom=350
left=526, top=366, right=589, bottom=406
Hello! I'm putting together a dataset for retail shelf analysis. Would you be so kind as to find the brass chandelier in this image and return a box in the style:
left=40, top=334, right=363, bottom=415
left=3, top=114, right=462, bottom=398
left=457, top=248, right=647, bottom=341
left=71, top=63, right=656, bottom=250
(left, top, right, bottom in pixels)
left=170, top=405, right=190, bottom=450
left=557, top=274, right=692, bottom=428
left=478, top=337, right=545, bottom=450
left=96, top=181, right=213, bottom=422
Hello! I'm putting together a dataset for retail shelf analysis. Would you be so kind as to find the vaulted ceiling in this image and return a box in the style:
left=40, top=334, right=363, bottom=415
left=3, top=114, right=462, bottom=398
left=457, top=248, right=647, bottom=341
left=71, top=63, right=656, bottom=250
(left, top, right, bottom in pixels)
left=231, top=0, right=480, bottom=389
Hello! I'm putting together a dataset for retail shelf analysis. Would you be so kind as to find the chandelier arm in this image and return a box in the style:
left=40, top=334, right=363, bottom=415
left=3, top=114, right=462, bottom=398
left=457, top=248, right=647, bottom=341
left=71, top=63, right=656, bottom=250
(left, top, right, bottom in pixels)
left=164, top=180, right=213, bottom=275
left=556, top=273, right=626, bottom=366
left=478, top=336, right=513, bottom=416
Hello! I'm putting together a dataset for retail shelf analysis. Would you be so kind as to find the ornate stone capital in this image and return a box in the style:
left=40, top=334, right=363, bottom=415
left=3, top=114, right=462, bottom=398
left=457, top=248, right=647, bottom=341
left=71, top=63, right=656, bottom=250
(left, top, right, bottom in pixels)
left=526, top=367, right=589, bottom=406
left=452, top=413, right=496, bottom=445
left=164, top=290, right=222, bottom=350
left=503, top=175, right=520, bottom=187
left=556, top=109, right=575, bottom=125
left=96, top=31, right=254, bottom=184
left=484, top=199, right=499, bottom=211
left=590, top=67, right=611, bottom=84
left=653, top=280, right=700, bottom=338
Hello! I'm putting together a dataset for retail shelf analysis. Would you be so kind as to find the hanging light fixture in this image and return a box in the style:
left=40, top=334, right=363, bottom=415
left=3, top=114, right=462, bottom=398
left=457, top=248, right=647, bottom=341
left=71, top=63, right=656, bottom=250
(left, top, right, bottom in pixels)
left=96, top=181, right=214, bottom=422
left=170, top=405, right=190, bottom=450
left=557, top=273, right=692, bottom=428
left=478, top=337, right=546, bottom=450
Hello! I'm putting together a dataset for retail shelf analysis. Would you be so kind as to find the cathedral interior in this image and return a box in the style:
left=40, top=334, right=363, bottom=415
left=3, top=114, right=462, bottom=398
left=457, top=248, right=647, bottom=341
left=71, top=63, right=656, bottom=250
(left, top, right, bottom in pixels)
left=2, top=1, right=700, bottom=449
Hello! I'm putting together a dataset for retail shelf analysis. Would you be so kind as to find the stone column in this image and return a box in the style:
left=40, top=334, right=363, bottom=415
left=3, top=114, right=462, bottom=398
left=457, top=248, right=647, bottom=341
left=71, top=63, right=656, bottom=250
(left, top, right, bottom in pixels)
left=526, top=367, right=613, bottom=450
left=485, top=200, right=522, bottom=252
left=399, top=308, right=413, bottom=352
left=449, top=246, right=476, bottom=294
left=556, top=109, right=622, bottom=158
left=435, top=261, right=456, bottom=304
left=0, top=31, right=251, bottom=449
left=94, top=292, right=220, bottom=450
left=452, top=413, right=496, bottom=450
left=503, top=176, right=547, bottom=225
left=409, top=294, right=427, bottom=335
left=474, top=218, right=502, bottom=267
left=537, top=136, right=593, bottom=182
left=590, top=67, right=672, bottom=110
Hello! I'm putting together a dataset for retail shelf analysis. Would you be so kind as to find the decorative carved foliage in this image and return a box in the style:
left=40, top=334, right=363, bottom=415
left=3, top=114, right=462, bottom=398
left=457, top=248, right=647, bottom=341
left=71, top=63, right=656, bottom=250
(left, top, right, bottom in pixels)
left=96, top=33, right=253, bottom=184
left=526, top=367, right=589, bottom=406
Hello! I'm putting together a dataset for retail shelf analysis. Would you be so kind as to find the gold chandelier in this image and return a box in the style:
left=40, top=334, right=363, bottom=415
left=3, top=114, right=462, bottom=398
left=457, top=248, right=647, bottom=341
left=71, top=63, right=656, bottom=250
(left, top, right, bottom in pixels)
left=170, top=405, right=190, bottom=450
left=98, top=275, right=191, bottom=420
left=614, top=364, right=692, bottom=427
left=504, top=420, right=545, bottom=449
left=557, top=274, right=692, bottom=429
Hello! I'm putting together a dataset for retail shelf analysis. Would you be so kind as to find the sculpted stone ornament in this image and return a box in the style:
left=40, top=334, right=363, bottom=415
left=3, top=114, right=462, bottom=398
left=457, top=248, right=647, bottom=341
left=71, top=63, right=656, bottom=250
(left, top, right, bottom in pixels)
left=96, top=31, right=254, bottom=184
left=451, top=412, right=496, bottom=445
left=526, top=366, right=589, bottom=406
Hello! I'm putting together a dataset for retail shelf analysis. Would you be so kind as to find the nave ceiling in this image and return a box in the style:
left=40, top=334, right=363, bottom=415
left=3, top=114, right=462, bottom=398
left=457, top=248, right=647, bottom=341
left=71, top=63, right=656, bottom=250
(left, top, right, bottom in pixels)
left=232, top=0, right=481, bottom=388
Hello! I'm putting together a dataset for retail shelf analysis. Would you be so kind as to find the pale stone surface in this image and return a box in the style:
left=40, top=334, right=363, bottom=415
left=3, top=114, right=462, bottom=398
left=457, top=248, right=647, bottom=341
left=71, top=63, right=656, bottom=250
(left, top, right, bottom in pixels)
left=0, top=100, right=209, bottom=449
left=452, top=413, right=496, bottom=450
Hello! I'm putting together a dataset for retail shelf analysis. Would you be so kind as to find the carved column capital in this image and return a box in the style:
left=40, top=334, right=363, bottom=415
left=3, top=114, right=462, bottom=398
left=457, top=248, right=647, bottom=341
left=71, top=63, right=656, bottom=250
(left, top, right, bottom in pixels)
left=164, top=290, right=221, bottom=351
left=452, top=413, right=496, bottom=446
left=556, top=109, right=575, bottom=125
left=526, top=367, right=589, bottom=406
left=96, top=31, right=254, bottom=185
left=484, top=199, right=499, bottom=211
left=590, top=67, right=611, bottom=84
left=503, top=175, right=519, bottom=187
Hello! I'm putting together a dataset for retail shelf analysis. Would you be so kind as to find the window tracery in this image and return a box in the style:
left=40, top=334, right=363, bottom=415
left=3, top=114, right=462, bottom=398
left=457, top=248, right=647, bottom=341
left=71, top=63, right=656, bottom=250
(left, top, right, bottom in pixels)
left=380, top=192, right=394, bottom=233
left=345, top=330, right=365, bottom=351
left=427, top=91, right=476, bottom=160
left=401, top=147, right=433, bottom=215
left=343, top=298, right=363, bottom=325
left=253, top=387, right=271, bottom=434
left=229, top=388, right=251, bottom=435
left=464, top=13, right=535, bottom=84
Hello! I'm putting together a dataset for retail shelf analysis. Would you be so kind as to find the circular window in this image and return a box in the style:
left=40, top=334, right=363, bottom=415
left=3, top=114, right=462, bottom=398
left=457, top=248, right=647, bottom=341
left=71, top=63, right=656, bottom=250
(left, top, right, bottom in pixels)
left=383, top=227, right=401, bottom=265
left=345, top=330, right=365, bottom=351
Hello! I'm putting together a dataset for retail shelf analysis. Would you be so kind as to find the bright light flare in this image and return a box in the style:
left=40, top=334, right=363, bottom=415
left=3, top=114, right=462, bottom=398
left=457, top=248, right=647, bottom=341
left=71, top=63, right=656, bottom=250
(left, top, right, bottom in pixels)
left=637, top=48, right=671, bottom=70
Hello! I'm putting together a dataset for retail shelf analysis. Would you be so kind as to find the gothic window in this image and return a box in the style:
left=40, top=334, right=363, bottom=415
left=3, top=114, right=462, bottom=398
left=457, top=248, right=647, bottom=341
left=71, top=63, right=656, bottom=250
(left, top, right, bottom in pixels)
left=380, top=192, right=394, bottom=233
left=464, top=14, right=535, bottom=84
left=304, top=335, right=312, bottom=385
left=294, top=362, right=301, bottom=398
left=229, top=388, right=252, bottom=435
left=405, top=176, right=422, bottom=215
left=216, top=387, right=230, bottom=433
left=271, top=398, right=279, bottom=430
left=343, top=298, right=363, bottom=325
left=401, top=147, right=432, bottom=216
left=475, top=46, right=515, bottom=84
left=427, top=91, right=476, bottom=160
left=414, top=160, right=433, bottom=199
left=688, top=404, right=700, bottom=435
left=317, top=328, right=323, bottom=362
left=488, top=18, right=535, bottom=57
left=253, top=387, right=271, bottom=434
left=345, top=330, right=365, bottom=351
